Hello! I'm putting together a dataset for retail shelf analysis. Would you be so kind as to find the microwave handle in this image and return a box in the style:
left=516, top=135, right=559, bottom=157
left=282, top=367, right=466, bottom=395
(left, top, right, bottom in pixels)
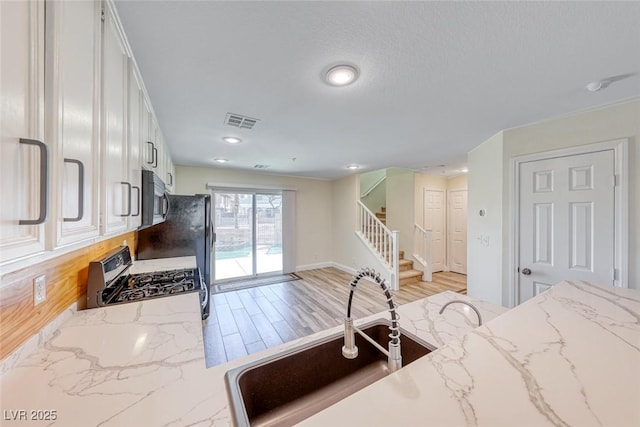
left=162, top=193, right=170, bottom=218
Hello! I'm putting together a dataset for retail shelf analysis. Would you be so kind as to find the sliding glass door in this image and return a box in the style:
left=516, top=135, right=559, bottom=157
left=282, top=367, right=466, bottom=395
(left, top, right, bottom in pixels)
left=213, top=191, right=283, bottom=282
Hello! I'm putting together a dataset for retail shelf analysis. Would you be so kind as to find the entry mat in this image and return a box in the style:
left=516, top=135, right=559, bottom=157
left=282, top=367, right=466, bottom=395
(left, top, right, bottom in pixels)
left=212, top=273, right=302, bottom=293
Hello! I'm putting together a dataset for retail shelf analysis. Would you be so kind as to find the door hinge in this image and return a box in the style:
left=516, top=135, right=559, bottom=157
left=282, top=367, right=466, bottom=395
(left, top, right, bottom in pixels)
left=101, top=9, right=105, bottom=22
left=613, top=174, right=618, bottom=187
left=612, top=268, right=618, bottom=281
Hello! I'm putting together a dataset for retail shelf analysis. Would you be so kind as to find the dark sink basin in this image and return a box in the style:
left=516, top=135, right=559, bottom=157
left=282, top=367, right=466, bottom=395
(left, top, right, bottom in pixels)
left=225, top=319, right=435, bottom=427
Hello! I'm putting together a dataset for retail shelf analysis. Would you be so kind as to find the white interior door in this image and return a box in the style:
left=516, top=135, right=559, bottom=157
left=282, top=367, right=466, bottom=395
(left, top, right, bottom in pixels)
left=449, top=190, right=467, bottom=274
left=424, top=189, right=445, bottom=273
left=518, top=150, right=615, bottom=303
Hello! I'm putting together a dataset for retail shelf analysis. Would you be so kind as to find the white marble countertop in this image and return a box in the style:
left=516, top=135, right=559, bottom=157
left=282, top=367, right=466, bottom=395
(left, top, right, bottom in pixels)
left=0, top=286, right=503, bottom=426
left=4, top=280, right=636, bottom=427
left=301, top=281, right=640, bottom=427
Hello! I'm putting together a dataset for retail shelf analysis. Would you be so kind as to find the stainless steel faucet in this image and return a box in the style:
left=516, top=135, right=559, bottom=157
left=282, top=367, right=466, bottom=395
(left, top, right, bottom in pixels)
left=342, top=268, right=402, bottom=373
left=439, top=300, right=483, bottom=326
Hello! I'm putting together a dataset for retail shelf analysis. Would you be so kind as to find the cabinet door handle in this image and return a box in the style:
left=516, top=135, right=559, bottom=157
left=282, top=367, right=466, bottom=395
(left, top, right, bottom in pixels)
left=63, top=158, right=84, bottom=222
left=131, top=185, right=140, bottom=217
left=118, top=181, right=132, bottom=217
left=145, top=141, right=155, bottom=165
left=153, top=147, right=158, bottom=168
left=19, top=138, right=49, bottom=225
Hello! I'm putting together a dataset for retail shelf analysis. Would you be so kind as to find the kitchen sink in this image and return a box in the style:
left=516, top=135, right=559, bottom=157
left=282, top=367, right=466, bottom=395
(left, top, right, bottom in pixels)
left=224, top=319, right=435, bottom=427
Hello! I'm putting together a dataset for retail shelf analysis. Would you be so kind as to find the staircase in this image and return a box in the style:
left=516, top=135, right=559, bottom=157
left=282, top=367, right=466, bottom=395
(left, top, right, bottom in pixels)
left=374, top=207, right=423, bottom=287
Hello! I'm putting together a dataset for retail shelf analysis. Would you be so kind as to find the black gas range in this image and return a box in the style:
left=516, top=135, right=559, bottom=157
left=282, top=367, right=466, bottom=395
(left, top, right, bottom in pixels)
left=87, top=246, right=209, bottom=319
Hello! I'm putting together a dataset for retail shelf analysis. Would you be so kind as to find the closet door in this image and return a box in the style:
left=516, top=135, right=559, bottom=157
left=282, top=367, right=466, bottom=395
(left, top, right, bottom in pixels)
left=0, top=0, right=46, bottom=263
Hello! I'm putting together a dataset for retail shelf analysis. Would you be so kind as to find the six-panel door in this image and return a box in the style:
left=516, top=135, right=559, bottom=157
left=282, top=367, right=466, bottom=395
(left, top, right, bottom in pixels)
left=518, top=150, right=615, bottom=303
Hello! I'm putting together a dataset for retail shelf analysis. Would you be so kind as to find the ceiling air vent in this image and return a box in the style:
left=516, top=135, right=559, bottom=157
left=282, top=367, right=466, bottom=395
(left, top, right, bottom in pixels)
left=225, top=113, right=259, bottom=130
left=254, top=164, right=269, bottom=169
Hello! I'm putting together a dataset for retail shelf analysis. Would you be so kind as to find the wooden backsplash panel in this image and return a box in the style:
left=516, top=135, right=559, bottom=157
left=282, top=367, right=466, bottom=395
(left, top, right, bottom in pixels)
left=0, top=232, right=137, bottom=360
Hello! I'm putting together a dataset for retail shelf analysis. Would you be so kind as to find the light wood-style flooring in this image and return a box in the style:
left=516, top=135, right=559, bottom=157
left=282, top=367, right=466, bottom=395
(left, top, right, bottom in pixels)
left=202, top=267, right=466, bottom=367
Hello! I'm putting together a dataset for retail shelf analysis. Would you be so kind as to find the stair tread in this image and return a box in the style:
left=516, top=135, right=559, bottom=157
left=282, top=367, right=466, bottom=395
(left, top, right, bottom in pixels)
left=399, top=269, right=422, bottom=278
left=399, top=259, right=412, bottom=266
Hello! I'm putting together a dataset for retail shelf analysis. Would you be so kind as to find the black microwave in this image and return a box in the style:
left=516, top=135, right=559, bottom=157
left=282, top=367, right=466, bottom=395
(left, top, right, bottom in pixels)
left=141, top=170, right=168, bottom=228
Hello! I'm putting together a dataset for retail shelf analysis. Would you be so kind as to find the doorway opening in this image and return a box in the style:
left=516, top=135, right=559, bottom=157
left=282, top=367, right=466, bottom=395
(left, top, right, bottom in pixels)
left=213, top=191, right=283, bottom=282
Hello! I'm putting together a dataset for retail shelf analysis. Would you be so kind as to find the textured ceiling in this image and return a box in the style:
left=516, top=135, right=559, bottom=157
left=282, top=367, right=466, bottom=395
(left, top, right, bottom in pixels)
left=114, top=1, right=640, bottom=179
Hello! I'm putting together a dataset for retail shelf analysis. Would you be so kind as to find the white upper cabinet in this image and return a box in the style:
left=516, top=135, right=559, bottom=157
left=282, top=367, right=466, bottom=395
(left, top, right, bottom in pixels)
left=0, top=0, right=176, bottom=267
left=140, top=98, right=154, bottom=170
left=0, top=0, right=47, bottom=263
left=100, top=3, right=130, bottom=235
left=127, top=62, right=144, bottom=229
left=46, top=0, right=101, bottom=248
left=165, top=154, right=176, bottom=193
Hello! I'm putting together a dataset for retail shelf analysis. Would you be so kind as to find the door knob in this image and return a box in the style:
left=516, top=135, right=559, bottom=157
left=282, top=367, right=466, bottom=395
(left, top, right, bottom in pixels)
left=521, top=268, right=532, bottom=275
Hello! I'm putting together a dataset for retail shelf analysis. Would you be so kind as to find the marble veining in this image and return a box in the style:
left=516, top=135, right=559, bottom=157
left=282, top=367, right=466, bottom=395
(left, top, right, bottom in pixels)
left=0, top=286, right=501, bottom=426
left=0, top=302, right=77, bottom=377
left=3, top=280, right=636, bottom=426
left=300, top=281, right=640, bottom=427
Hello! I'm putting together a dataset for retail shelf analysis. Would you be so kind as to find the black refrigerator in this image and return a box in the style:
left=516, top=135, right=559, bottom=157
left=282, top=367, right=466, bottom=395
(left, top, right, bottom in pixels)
left=137, top=194, right=213, bottom=314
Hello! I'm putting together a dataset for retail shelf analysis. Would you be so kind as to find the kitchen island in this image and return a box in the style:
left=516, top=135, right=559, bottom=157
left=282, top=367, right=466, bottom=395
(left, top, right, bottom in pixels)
left=1, top=280, right=638, bottom=426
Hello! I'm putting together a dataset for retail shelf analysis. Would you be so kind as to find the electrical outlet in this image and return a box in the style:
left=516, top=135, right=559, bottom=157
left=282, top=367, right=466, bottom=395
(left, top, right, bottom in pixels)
left=34, top=275, right=46, bottom=306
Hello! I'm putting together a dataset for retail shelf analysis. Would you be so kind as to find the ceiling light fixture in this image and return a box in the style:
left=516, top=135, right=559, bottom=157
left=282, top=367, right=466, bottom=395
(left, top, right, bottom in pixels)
left=222, top=136, right=242, bottom=144
left=586, top=79, right=612, bottom=92
left=214, top=158, right=229, bottom=163
left=325, top=64, right=359, bottom=86
left=346, top=164, right=360, bottom=170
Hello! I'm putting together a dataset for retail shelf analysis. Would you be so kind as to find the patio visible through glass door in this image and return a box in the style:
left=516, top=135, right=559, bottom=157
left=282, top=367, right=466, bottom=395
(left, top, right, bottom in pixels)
left=213, top=191, right=283, bottom=282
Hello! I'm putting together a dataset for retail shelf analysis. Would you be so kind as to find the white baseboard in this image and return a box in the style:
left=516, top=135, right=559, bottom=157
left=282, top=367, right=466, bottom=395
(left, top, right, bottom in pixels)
left=295, top=262, right=333, bottom=272
left=330, top=262, right=357, bottom=275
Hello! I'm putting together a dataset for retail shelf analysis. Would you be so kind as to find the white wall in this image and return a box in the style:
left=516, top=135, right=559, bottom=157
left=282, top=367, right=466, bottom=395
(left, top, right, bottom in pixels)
left=447, top=174, right=468, bottom=191
left=331, top=175, right=390, bottom=280
left=467, top=132, right=505, bottom=305
left=386, top=168, right=415, bottom=258
left=175, top=166, right=333, bottom=270
left=468, top=98, right=640, bottom=307
left=359, top=169, right=387, bottom=213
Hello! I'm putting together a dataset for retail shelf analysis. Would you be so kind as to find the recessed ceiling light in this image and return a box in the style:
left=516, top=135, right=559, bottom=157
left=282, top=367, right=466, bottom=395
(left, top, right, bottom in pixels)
left=214, top=158, right=229, bottom=163
left=346, top=164, right=360, bottom=170
left=325, top=65, right=359, bottom=86
left=586, top=79, right=611, bottom=92
left=222, top=136, right=242, bottom=144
